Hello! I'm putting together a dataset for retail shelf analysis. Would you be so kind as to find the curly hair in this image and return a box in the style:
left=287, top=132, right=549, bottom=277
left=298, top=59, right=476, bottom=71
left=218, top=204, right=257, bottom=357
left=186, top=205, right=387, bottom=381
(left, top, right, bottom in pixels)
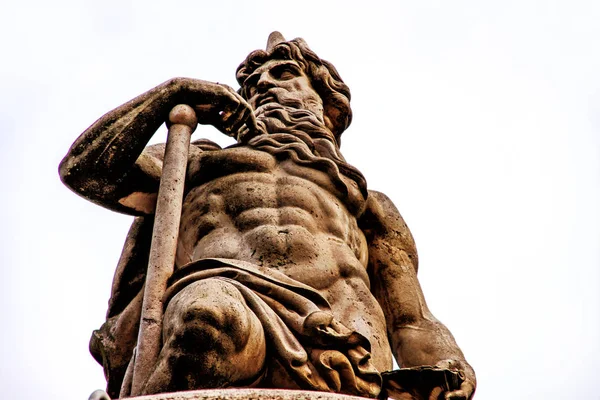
left=236, top=38, right=352, bottom=144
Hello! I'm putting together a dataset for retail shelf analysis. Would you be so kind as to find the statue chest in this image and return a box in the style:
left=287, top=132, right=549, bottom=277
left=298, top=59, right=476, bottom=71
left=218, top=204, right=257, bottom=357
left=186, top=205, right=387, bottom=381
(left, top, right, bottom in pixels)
left=184, top=146, right=366, bottom=218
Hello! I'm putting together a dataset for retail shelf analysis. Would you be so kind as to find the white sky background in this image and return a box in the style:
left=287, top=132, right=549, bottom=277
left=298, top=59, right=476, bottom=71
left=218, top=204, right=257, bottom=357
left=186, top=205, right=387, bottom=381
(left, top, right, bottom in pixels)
left=1, top=1, right=599, bottom=399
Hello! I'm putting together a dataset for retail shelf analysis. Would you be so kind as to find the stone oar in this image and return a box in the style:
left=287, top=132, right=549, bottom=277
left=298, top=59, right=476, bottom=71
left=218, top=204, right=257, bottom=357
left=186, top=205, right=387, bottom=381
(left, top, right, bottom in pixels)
left=130, top=104, right=197, bottom=396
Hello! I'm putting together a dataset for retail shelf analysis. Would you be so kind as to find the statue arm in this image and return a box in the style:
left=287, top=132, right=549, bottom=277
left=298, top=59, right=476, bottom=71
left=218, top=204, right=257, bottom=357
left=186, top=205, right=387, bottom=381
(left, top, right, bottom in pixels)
left=59, top=78, right=257, bottom=215
left=361, top=190, right=476, bottom=399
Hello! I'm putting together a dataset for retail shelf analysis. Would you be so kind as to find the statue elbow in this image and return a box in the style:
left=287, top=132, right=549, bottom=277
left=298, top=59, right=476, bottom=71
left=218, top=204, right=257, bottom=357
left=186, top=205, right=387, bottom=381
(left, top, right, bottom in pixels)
left=58, top=154, right=79, bottom=190
left=58, top=155, right=111, bottom=201
left=58, top=154, right=88, bottom=194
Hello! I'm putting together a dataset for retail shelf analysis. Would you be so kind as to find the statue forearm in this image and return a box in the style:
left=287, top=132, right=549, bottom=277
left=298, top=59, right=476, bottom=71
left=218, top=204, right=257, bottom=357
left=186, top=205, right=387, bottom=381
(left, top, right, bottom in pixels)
left=59, top=79, right=182, bottom=197
left=369, top=240, right=473, bottom=372
left=372, top=251, right=476, bottom=391
left=60, top=77, right=257, bottom=206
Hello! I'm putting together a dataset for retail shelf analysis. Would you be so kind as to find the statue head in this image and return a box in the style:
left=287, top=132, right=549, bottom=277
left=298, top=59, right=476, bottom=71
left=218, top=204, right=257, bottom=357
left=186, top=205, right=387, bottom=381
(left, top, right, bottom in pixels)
left=236, top=32, right=352, bottom=146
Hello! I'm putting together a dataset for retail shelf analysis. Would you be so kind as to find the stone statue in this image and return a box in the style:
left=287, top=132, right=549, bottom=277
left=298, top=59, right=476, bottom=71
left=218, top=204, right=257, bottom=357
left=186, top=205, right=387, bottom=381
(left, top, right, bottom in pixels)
left=60, top=32, right=476, bottom=400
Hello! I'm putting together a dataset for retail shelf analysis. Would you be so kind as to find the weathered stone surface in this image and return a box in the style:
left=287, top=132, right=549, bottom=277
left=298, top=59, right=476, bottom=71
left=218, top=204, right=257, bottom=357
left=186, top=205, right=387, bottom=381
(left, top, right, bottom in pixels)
left=61, top=32, right=476, bottom=400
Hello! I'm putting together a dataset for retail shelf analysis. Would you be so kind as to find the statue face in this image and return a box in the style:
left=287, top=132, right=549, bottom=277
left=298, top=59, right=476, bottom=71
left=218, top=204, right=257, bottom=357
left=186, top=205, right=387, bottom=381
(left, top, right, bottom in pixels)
left=243, top=59, right=324, bottom=120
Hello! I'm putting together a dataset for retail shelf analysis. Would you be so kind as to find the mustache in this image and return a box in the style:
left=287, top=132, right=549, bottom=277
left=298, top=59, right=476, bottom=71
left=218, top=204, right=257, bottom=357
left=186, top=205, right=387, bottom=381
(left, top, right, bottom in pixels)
left=254, top=89, right=304, bottom=112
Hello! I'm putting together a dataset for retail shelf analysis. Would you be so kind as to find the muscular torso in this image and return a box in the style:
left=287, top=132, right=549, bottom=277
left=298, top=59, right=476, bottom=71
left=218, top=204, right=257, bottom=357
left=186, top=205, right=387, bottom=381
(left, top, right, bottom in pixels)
left=173, top=144, right=392, bottom=370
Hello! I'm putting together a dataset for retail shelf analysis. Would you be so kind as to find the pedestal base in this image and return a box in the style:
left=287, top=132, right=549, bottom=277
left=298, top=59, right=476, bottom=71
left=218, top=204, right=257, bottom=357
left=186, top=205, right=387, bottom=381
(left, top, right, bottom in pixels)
left=119, top=389, right=369, bottom=400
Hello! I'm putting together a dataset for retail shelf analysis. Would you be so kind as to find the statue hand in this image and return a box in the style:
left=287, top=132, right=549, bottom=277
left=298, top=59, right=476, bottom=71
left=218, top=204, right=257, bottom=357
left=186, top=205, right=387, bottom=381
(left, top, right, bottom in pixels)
left=442, top=381, right=475, bottom=400
left=173, top=78, right=259, bottom=139
left=434, top=359, right=476, bottom=400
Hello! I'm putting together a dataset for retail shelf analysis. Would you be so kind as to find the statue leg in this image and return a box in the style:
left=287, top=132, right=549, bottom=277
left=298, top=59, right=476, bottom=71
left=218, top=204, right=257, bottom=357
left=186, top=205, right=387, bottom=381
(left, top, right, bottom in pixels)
left=142, top=278, right=267, bottom=394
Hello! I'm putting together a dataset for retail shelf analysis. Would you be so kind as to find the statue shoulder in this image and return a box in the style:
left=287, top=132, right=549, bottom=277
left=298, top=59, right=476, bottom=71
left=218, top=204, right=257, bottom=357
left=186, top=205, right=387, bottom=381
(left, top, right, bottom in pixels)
left=360, top=190, right=419, bottom=272
left=191, top=138, right=222, bottom=152
left=141, top=139, right=222, bottom=162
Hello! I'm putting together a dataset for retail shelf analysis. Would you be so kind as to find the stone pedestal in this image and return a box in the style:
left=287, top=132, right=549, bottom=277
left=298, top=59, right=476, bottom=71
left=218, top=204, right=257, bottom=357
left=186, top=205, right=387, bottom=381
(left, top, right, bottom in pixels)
left=120, top=389, right=369, bottom=400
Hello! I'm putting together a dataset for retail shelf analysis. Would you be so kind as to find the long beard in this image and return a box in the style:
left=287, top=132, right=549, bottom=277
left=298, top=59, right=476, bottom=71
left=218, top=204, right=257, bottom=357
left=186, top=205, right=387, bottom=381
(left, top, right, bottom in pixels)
left=240, top=104, right=367, bottom=199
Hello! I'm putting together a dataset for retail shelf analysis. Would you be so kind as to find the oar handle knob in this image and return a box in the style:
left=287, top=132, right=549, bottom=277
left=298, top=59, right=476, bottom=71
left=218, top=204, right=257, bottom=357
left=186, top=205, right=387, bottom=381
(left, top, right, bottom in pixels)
left=168, top=104, right=197, bottom=130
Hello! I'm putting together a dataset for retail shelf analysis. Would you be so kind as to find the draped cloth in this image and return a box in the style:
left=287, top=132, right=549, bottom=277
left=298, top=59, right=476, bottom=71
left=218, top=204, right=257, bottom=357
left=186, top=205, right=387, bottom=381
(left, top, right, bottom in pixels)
left=90, top=218, right=382, bottom=399
left=165, top=258, right=382, bottom=397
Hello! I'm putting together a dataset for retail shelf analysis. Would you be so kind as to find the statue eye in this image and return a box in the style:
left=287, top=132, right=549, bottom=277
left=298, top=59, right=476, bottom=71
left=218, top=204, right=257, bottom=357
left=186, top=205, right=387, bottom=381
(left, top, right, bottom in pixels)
left=271, top=65, right=300, bottom=80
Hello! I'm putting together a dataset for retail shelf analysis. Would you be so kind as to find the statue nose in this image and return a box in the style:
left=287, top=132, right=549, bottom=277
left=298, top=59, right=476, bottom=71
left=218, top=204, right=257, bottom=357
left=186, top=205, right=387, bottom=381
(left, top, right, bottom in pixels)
left=257, top=73, right=275, bottom=92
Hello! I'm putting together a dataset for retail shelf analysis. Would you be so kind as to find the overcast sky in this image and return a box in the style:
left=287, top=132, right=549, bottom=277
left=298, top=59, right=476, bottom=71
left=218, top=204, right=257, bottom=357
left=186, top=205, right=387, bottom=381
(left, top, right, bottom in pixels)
left=1, top=1, right=599, bottom=399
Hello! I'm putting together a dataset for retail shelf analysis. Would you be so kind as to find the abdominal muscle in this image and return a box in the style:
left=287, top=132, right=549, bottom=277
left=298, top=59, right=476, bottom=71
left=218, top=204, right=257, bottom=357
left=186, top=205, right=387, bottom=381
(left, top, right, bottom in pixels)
left=175, top=167, right=393, bottom=371
left=177, top=170, right=368, bottom=286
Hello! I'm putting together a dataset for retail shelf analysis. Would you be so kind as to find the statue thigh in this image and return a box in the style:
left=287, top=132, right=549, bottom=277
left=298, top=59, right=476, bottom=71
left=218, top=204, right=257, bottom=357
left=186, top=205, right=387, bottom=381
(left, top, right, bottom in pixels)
left=161, top=278, right=267, bottom=386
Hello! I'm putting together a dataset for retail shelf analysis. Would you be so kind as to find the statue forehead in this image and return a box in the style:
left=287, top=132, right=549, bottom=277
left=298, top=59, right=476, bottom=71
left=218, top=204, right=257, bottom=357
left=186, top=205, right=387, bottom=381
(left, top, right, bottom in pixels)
left=245, top=59, right=303, bottom=78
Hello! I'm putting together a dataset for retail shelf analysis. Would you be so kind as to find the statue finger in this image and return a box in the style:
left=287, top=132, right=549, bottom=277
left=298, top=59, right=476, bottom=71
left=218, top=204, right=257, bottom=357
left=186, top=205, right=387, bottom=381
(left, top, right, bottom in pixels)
left=244, top=111, right=259, bottom=134
left=220, top=101, right=247, bottom=136
left=220, top=98, right=243, bottom=123
left=236, top=126, right=250, bottom=142
left=444, top=390, right=467, bottom=400
left=232, top=106, right=257, bottom=134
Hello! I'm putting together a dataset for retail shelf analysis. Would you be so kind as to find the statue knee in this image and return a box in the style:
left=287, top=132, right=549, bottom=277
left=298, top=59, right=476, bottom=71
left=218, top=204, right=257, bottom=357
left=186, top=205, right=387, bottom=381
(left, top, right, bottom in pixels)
left=164, top=279, right=255, bottom=354
left=143, top=279, right=267, bottom=392
left=159, top=278, right=267, bottom=388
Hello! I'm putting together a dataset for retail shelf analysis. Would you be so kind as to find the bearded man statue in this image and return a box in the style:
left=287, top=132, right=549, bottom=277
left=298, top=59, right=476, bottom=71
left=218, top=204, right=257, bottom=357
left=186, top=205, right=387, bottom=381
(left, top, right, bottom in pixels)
left=60, top=32, right=476, bottom=400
